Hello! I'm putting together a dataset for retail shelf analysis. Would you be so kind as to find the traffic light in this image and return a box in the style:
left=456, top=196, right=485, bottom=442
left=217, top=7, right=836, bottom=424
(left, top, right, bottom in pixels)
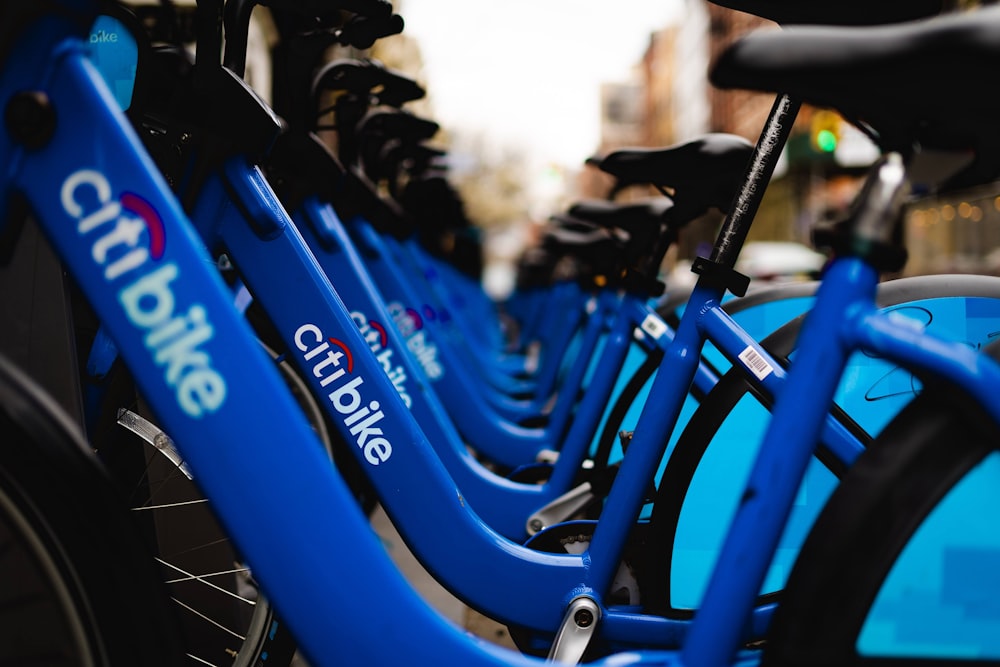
left=811, top=110, right=841, bottom=153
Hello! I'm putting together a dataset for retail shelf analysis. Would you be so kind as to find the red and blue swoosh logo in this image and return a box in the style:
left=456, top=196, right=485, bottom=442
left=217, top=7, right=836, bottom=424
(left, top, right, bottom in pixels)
left=369, top=319, right=388, bottom=348
left=121, top=191, right=166, bottom=260
left=328, top=337, right=354, bottom=372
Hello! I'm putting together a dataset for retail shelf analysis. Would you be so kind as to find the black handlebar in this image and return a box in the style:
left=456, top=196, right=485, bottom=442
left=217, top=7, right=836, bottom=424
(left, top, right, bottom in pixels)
left=338, top=12, right=404, bottom=49
left=312, top=58, right=424, bottom=105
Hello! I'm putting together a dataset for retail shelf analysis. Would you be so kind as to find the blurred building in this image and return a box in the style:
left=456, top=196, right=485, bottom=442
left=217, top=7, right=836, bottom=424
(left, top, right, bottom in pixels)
left=700, top=0, right=1000, bottom=280
left=584, top=1, right=883, bottom=267
left=576, top=79, right=646, bottom=198
left=704, top=3, right=774, bottom=142
left=905, top=188, right=1000, bottom=277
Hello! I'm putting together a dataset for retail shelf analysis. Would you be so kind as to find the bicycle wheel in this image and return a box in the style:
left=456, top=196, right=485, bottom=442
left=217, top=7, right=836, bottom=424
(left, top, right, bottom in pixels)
left=0, top=354, right=184, bottom=666
left=763, top=368, right=1000, bottom=666
left=94, top=353, right=308, bottom=667
left=636, top=275, right=1000, bottom=622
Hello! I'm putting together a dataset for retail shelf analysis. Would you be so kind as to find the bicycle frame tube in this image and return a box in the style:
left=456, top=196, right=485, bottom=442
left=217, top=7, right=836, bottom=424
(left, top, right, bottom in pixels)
left=536, top=290, right=620, bottom=435
left=516, top=280, right=586, bottom=361
left=393, top=232, right=531, bottom=378
left=522, top=282, right=594, bottom=396
left=692, top=260, right=879, bottom=666
left=697, top=300, right=866, bottom=466
left=850, top=307, right=1000, bottom=419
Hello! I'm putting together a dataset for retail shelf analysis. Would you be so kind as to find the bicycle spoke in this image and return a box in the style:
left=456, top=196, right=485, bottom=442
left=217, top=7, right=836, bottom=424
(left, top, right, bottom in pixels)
left=163, top=565, right=255, bottom=586
left=171, top=597, right=246, bottom=641
left=157, top=558, right=257, bottom=605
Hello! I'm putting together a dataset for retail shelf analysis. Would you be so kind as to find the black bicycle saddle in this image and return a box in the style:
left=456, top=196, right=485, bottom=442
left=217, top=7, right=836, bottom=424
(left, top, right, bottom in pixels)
left=567, top=198, right=674, bottom=239
left=355, top=109, right=440, bottom=143
left=540, top=219, right=625, bottom=282
left=710, top=6, right=1000, bottom=188
left=354, top=109, right=440, bottom=181
left=708, top=0, right=944, bottom=26
left=567, top=198, right=677, bottom=287
left=591, top=134, right=753, bottom=217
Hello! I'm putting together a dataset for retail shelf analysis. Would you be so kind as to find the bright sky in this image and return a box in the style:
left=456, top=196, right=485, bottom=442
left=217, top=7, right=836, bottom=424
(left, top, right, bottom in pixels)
left=397, top=0, right=684, bottom=170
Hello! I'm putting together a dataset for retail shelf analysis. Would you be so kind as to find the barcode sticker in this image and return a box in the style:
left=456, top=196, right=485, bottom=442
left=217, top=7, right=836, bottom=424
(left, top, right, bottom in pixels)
left=640, top=314, right=669, bottom=340
left=738, top=346, right=774, bottom=381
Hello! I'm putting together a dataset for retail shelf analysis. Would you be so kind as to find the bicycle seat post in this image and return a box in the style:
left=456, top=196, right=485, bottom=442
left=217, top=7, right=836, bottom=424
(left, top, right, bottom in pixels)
left=223, top=0, right=256, bottom=77
left=693, top=94, right=801, bottom=295
left=195, top=0, right=225, bottom=87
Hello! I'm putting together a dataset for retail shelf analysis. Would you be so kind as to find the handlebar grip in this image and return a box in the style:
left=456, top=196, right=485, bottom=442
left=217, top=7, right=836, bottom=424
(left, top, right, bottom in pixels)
left=339, top=13, right=404, bottom=49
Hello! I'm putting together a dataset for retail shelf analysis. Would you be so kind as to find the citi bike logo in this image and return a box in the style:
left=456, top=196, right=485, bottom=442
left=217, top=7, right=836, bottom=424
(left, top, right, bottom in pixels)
left=61, top=169, right=226, bottom=418
left=386, top=301, right=443, bottom=380
left=350, top=310, right=412, bottom=408
left=90, top=28, right=121, bottom=44
left=294, top=323, right=393, bottom=465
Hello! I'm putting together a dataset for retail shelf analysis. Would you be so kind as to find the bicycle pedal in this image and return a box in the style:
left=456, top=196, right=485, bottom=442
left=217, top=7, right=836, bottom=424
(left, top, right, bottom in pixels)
left=525, top=482, right=596, bottom=535
left=547, top=596, right=600, bottom=665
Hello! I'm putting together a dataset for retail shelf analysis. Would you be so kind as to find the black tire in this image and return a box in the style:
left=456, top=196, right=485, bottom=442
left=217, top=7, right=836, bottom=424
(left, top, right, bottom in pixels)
left=764, top=367, right=1000, bottom=666
left=0, top=354, right=185, bottom=665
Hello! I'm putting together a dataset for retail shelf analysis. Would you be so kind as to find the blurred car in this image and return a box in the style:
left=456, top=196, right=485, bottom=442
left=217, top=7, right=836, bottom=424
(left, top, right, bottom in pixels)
left=735, top=241, right=828, bottom=282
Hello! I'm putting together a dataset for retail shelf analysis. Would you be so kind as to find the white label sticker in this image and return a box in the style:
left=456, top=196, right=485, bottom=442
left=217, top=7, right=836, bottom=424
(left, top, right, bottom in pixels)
left=640, top=314, right=669, bottom=340
left=738, top=346, right=774, bottom=381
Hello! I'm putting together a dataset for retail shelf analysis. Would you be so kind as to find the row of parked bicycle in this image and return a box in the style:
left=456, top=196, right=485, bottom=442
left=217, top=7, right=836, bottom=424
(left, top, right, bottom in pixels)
left=2, top=0, right=1000, bottom=665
